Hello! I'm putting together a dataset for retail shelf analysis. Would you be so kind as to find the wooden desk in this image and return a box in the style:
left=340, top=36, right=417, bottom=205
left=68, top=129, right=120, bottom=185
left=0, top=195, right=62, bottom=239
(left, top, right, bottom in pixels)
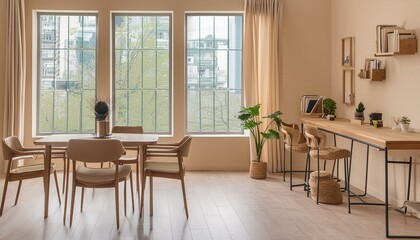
left=34, top=133, right=159, bottom=219
left=301, top=117, right=420, bottom=238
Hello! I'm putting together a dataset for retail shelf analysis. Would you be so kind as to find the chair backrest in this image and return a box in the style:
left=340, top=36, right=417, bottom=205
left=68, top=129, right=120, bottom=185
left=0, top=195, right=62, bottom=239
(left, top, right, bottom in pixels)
left=178, top=136, right=192, bottom=157
left=2, top=136, right=24, bottom=161
left=304, top=125, right=327, bottom=149
left=67, top=139, right=125, bottom=163
left=280, top=123, right=305, bottom=145
left=112, top=126, right=144, bottom=134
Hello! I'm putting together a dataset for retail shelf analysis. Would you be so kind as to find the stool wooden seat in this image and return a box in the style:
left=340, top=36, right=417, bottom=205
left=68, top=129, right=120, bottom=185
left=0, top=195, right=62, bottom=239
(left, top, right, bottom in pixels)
left=281, top=123, right=309, bottom=191
left=304, top=125, right=350, bottom=204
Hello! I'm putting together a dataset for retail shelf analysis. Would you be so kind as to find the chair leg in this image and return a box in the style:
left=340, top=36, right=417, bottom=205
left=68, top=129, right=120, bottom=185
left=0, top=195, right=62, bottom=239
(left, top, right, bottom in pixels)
left=304, top=152, right=309, bottom=191
left=53, top=171, right=61, bottom=204
left=14, top=180, right=22, bottom=206
left=62, top=157, right=66, bottom=194
left=0, top=176, right=9, bottom=216
left=140, top=174, right=146, bottom=218
left=181, top=177, right=189, bottom=218
left=283, top=143, right=286, bottom=182
left=63, top=157, right=70, bottom=224
left=124, top=179, right=127, bottom=216
left=289, top=148, right=293, bottom=191
left=317, top=149, right=320, bottom=205
left=130, top=172, right=134, bottom=213
left=307, top=153, right=311, bottom=198
left=150, top=176, right=153, bottom=217
left=136, top=162, right=140, bottom=193
left=70, top=183, right=76, bottom=227
left=80, top=187, right=85, bottom=212
left=115, top=181, right=120, bottom=229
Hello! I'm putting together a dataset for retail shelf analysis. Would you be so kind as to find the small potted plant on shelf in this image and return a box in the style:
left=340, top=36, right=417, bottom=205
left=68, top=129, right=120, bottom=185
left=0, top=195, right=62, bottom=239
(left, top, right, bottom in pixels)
left=400, top=116, right=411, bottom=132
left=354, top=102, right=365, bottom=122
left=237, top=104, right=282, bottom=179
left=323, top=98, right=337, bottom=121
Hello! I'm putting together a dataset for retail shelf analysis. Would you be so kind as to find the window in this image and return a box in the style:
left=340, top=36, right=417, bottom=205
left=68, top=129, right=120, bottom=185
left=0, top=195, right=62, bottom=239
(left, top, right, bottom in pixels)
left=186, top=14, right=243, bottom=134
left=37, top=13, right=97, bottom=134
left=113, top=14, right=171, bottom=134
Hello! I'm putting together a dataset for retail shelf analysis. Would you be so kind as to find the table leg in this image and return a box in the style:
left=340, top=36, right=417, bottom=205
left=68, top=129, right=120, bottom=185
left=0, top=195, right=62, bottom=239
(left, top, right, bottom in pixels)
left=385, top=148, right=389, bottom=238
left=44, top=145, right=52, bottom=218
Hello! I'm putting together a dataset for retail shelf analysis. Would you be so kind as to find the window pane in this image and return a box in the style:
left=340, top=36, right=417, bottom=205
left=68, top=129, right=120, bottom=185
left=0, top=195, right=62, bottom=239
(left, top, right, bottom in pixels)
left=186, top=14, right=243, bottom=134
left=38, top=13, right=97, bottom=134
left=113, top=14, right=171, bottom=134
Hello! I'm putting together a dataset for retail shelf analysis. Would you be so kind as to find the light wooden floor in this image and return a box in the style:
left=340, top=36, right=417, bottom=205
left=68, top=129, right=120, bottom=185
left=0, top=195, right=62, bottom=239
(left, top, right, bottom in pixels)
left=0, top=171, right=419, bottom=240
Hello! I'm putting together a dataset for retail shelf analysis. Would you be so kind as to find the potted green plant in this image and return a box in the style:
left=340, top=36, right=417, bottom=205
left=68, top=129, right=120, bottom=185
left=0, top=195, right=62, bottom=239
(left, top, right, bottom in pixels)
left=237, top=104, right=282, bottom=179
left=323, top=98, right=337, bottom=120
left=354, top=102, right=365, bottom=122
left=400, top=116, right=411, bottom=132
left=93, top=98, right=112, bottom=137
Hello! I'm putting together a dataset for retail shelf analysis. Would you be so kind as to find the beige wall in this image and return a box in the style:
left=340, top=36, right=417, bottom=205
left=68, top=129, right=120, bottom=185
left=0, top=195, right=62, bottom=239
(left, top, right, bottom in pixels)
left=0, top=0, right=332, bottom=172
left=331, top=0, right=420, bottom=205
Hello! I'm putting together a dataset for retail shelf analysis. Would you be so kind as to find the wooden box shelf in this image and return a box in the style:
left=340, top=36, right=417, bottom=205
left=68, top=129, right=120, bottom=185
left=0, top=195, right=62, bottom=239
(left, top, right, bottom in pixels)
left=375, top=36, right=418, bottom=56
left=358, top=69, right=386, bottom=81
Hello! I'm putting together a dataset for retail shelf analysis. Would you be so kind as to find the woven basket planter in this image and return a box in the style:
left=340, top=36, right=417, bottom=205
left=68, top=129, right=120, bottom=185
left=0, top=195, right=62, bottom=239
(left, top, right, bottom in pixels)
left=309, top=171, right=343, bottom=204
left=249, top=161, right=267, bottom=179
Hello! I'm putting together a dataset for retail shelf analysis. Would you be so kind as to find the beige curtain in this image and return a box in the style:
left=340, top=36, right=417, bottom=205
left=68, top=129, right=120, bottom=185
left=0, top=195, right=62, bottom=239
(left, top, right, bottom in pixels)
left=3, top=0, right=26, bottom=140
left=243, top=0, right=283, bottom=172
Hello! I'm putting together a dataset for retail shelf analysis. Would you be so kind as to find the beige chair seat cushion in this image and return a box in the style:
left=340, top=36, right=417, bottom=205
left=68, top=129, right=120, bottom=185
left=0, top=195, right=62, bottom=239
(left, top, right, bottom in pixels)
left=285, top=143, right=308, bottom=153
left=76, top=165, right=131, bottom=183
left=118, top=156, right=138, bottom=162
left=145, top=160, right=184, bottom=174
left=310, top=147, right=350, bottom=160
left=11, top=163, right=56, bottom=174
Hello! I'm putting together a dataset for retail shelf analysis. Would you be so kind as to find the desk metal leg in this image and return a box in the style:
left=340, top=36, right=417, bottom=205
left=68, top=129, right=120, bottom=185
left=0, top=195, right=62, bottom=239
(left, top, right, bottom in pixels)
left=44, top=145, right=52, bottom=218
left=385, top=148, right=390, bottom=238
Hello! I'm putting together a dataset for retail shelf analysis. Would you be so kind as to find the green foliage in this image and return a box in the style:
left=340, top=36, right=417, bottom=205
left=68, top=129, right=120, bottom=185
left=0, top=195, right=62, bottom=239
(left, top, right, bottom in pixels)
left=401, top=116, right=411, bottom=124
left=237, top=104, right=282, bottom=162
left=356, top=102, right=365, bottom=113
left=323, top=98, right=337, bottom=116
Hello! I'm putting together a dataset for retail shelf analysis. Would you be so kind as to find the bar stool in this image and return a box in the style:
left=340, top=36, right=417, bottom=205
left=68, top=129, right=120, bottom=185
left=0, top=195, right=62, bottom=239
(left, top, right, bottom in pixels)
left=280, top=123, right=309, bottom=191
left=304, top=125, right=351, bottom=204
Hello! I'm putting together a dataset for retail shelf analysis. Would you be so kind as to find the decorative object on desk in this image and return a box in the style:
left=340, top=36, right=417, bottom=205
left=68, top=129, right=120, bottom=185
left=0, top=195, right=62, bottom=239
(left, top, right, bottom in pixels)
left=237, top=104, right=282, bottom=179
left=354, top=102, right=365, bottom=122
left=391, top=117, right=401, bottom=131
left=322, top=98, right=336, bottom=121
left=372, top=120, right=383, bottom=128
left=400, top=116, right=411, bottom=132
left=342, top=37, right=354, bottom=67
left=369, top=112, right=382, bottom=125
left=93, top=98, right=112, bottom=138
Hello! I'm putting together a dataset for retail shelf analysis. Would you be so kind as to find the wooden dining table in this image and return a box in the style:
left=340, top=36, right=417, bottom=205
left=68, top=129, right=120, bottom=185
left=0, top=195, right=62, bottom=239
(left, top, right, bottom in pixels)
left=34, top=133, right=159, bottom=218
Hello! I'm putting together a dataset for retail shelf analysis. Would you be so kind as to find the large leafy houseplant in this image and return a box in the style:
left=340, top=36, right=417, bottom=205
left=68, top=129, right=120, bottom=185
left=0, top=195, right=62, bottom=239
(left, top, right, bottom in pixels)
left=237, top=104, right=282, bottom=162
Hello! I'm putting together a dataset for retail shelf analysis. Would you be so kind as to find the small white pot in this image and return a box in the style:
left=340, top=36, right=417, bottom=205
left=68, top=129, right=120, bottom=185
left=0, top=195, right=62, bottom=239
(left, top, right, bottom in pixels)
left=400, top=123, right=410, bottom=132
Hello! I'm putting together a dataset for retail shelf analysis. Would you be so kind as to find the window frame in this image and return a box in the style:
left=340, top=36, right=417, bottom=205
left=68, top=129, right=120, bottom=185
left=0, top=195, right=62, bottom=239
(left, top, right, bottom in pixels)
left=111, top=12, right=173, bottom=134
left=184, top=12, right=244, bottom=135
left=35, top=12, right=99, bottom=136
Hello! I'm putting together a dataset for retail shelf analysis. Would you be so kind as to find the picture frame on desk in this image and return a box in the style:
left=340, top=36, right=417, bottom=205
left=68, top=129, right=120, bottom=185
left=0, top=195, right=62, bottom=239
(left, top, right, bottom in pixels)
left=342, top=37, right=354, bottom=67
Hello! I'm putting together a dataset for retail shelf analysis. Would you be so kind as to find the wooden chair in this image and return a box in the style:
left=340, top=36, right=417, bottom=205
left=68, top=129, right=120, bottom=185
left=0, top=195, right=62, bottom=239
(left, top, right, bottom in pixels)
left=66, top=139, right=131, bottom=229
left=111, top=126, right=143, bottom=197
left=280, top=122, right=309, bottom=191
left=304, top=125, right=350, bottom=204
left=1, top=136, right=61, bottom=216
left=140, top=136, right=192, bottom=218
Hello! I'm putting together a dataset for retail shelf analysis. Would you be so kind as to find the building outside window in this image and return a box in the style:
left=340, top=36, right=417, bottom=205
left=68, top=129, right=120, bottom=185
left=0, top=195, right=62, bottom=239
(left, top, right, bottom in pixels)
left=37, top=13, right=97, bottom=134
left=186, top=14, right=243, bottom=134
left=112, top=13, right=172, bottom=134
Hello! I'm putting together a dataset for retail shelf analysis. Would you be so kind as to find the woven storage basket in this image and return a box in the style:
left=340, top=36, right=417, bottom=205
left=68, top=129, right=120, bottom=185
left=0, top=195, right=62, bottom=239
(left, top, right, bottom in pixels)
left=249, top=161, right=267, bottom=179
left=309, top=171, right=343, bottom=204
